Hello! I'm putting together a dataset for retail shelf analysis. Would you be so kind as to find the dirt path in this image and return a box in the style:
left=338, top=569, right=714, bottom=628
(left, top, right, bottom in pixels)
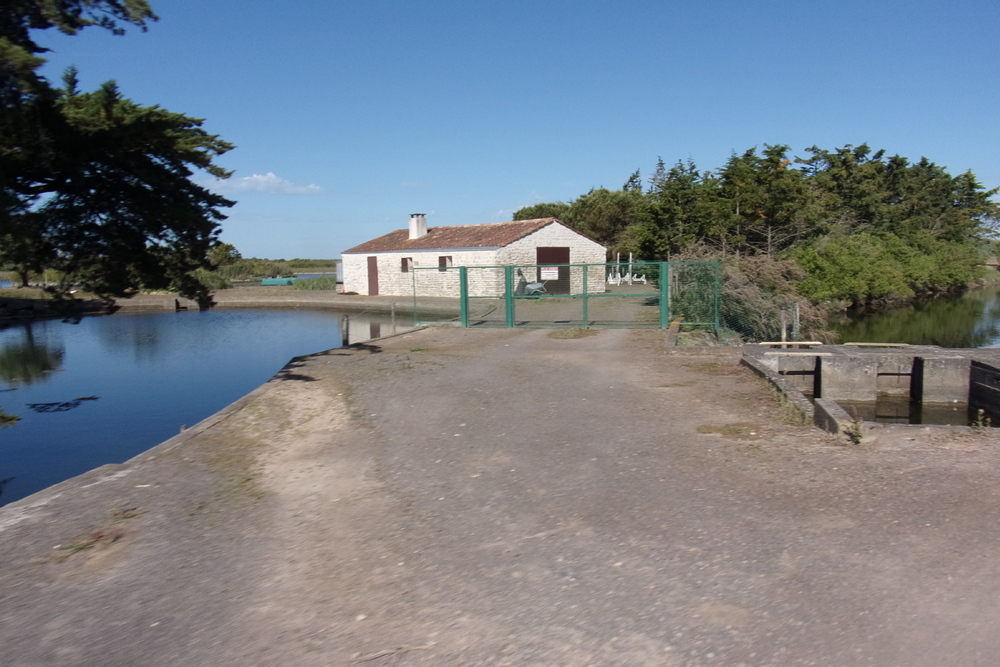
left=3, top=328, right=1000, bottom=665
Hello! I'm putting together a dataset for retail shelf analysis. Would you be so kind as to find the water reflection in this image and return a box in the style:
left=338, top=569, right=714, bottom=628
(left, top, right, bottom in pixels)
left=0, top=324, right=65, bottom=386
left=832, top=287, right=1000, bottom=348
left=26, top=396, right=99, bottom=413
left=93, top=316, right=164, bottom=360
left=837, top=397, right=991, bottom=426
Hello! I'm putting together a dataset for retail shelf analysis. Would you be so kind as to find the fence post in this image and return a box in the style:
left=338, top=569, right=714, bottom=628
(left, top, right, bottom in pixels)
left=504, top=266, right=514, bottom=328
left=659, top=262, right=669, bottom=328
left=582, top=264, right=589, bottom=327
left=459, top=267, right=469, bottom=327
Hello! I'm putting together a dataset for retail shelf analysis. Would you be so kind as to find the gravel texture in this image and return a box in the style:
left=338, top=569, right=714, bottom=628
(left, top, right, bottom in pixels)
left=2, top=327, right=999, bottom=666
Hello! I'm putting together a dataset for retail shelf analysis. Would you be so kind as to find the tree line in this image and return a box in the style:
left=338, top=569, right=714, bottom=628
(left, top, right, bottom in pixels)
left=516, top=144, right=999, bottom=306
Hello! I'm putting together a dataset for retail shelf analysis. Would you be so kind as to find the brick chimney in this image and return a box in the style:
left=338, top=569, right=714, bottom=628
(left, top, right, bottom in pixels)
left=408, top=213, right=427, bottom=240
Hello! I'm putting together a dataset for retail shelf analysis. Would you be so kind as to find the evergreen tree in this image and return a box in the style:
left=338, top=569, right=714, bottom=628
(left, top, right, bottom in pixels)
left=512, top=202, right=571, bottom=220
left=1, top=2, right=234, bottom=304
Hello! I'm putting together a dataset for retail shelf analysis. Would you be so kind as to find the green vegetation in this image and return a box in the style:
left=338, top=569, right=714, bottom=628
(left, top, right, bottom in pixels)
left=2, top=1, right=233, bottom=307
left=972, top=409, right=992, bottom=433
left=293, top=276, right=339, bottom=290
left=284, top=259, right=340, bottom=272
left=213, top=258, right=294, bottom=282
left=517, top=144, right=999, bottom=315
left=199, top=245, right=338, bottom=285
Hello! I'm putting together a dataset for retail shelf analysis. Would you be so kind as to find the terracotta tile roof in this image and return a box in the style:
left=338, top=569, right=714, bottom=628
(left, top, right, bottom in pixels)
left=343, top=218, right=563, bottom=253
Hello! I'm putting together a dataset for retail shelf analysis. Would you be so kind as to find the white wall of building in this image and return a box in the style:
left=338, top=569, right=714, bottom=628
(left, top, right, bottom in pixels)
left=342, top=222, right=608, bottom=297
left=500, top=224, right=607, bottom=295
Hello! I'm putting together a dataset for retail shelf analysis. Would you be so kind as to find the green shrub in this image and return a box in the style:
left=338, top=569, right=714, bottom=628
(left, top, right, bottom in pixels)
left=293, top=276, right=339, bottom=291
left=794, top=232, right=983, bottom=305
left=215, top=259, right=295, bottom=281
left=187, top=268, right=231, bottom=291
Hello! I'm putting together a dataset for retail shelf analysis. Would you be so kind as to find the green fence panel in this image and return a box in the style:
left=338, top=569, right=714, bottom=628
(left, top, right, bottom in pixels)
left=412, top=261, right=723, bottom=333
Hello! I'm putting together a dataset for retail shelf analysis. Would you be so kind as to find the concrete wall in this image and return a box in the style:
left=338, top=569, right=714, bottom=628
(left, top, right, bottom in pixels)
left=817, top=354, right=970, bottom=404
left=739, top=354, right=815, bottom=423
left=762, top=353, right=820, bottom=396
left=913, top=356, right=970, bottom=404
left=875, top=356, right=915, bottom=396
left=819, top=356, right=880, bottom=402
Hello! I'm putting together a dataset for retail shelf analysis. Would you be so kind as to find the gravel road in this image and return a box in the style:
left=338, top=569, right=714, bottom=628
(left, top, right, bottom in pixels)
left=2, top=327, right=1000, bottom=666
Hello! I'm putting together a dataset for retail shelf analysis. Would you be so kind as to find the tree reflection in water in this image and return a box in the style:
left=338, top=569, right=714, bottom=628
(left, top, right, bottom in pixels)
left=26, top=397, right=99, bottom=413
left=0, top=324, right=65, bottom=386
left=832, top=287, right=1000, bottom=348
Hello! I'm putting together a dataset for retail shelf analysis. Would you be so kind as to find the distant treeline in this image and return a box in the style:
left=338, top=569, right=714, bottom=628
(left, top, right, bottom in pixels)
left=516, top=144, right=999, bottom=307
left=1, top=244, right=339, bottom=291
left=194, top=245, right=338, bottom=287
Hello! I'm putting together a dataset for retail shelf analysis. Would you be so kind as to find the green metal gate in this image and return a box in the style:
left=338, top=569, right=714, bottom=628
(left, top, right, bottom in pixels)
left=412, top=261, right=719, bottom=331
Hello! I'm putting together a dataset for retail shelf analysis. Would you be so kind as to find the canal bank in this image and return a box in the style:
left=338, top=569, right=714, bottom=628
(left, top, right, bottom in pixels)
left=115, top=286, right=462, bottom=319
left=3, top=328, right=1000, bottom=665
left=0, top=286, right=460, bottom=325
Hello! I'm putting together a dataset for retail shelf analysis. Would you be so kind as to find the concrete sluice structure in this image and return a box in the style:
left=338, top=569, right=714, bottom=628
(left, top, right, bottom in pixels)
left=742, top=343, right=1000, bottom=437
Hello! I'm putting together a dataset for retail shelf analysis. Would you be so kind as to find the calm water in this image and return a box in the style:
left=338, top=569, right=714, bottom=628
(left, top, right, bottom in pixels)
left=831, top=286, right=1000, bottom=348
left=830, top=287, right=1000, bottom=426
left=0, top=309, right=410, bottom=506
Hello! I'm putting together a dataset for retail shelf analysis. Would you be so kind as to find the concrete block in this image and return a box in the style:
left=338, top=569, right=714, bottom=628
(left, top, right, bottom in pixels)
left=819, top=356, right=879, bottom=402
left=756, top=355, right=780, bottom=371
left=876, top=356, right=915, bottom=396
left=916, top=356, right=970, bottom=404
left=814, top=398, right=855, bottom=435
left=778, top=355, right=817, bottom=373
left=777, top=355, right=818, bottom=395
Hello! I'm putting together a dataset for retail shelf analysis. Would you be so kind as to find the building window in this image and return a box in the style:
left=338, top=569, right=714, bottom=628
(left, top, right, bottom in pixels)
left=401, top=257, right=413, bottom=273
left=438, top=256, right=453, bottom=271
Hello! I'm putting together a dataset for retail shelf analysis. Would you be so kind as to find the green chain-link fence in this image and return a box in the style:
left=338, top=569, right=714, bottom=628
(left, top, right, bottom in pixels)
left=410, top=260, right=800, bottom=343
left=412, top=261, right=722, bottom=330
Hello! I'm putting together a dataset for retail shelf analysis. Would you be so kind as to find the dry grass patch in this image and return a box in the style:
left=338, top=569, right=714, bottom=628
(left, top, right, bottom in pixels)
left=52, top=506, right=143, bottom=560
left=548, top=329, right=600, bottom=339
left=684, top=361, right=744, bottom=376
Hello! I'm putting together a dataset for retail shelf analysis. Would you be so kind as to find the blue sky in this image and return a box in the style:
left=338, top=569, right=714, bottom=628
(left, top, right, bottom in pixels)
left=35, top=0, right=999, bottom=259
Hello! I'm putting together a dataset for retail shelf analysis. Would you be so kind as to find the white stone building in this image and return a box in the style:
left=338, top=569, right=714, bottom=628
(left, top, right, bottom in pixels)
left=342, top=215, right=607, bottom=297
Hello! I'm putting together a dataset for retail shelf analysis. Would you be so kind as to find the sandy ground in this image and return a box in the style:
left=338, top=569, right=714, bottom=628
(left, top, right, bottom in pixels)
left=3, top=327, right=1000, bottom=666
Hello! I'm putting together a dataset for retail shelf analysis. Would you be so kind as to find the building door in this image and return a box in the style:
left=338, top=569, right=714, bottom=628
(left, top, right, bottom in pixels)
left=367, top=256, right=379, bottom=295
left=536, top=247, right=570, bottom=295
